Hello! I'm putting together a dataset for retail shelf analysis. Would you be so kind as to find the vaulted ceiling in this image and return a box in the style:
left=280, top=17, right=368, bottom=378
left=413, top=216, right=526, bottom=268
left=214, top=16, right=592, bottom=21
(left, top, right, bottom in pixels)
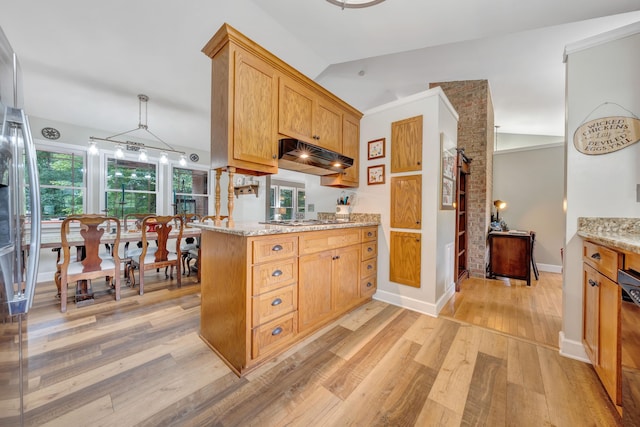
left=0, top=1, right=638, bottom=152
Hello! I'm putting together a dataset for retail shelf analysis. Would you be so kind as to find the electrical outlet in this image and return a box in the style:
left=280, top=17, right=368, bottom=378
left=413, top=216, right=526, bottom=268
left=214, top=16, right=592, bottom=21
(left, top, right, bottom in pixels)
left=308, top=204, right=315, bottom=212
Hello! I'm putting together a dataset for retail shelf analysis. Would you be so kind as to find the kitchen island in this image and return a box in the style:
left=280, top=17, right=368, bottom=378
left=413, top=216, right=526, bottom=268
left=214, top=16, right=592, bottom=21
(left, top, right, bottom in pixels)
left=192, top=217, right=380, bottom=376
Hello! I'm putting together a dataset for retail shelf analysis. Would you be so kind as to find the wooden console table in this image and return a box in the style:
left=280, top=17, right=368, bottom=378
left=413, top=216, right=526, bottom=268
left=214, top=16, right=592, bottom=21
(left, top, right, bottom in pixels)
left=487, top=231, right=539, bottom=286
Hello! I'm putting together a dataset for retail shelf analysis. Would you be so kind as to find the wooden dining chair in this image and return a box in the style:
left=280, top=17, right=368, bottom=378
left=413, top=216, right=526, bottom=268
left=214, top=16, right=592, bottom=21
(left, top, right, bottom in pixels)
left=185, top=215, right=228, bottom=282
left=58, top=214, right=121, bottom=313
left=129, top=215, right=184, bottom=295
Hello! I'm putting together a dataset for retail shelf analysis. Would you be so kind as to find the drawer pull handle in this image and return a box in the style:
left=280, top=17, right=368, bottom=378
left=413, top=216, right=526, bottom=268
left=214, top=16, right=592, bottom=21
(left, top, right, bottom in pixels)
left=367, top=264, right=373, bottom=270
left=588, top=279, right=598, bottom=287
left=366, top=282, right=373, bottom=288
left=368, top=247, right=373, bottom=252
left=272, top=327, right=283, bottom=336
left=271, top=298, right=282, bottom=306
left=591, top=253, right=601, bottom=260
left=367, top=232, right=373, bottom=237
left=272, top=244, right=283, bottom=252
left=272, top=269, right=283, bottom=277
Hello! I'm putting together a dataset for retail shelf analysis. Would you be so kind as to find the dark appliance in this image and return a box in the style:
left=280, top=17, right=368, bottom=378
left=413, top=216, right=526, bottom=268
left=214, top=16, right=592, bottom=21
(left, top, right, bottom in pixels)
left=617, top=269, right=640, bottom=425
left=278, top=138, right=353, bottom=176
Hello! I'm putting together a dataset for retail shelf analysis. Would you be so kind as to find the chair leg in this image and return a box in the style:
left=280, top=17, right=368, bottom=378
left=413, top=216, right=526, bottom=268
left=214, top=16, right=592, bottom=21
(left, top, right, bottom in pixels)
left=60, top=278, right=67, bottom=313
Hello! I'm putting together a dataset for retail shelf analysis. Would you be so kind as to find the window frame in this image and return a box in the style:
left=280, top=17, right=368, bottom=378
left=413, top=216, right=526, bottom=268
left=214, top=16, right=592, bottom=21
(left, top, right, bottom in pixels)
left=171, top=163, right=211, bottom=217
left=34, top=140, right=87, bottom=222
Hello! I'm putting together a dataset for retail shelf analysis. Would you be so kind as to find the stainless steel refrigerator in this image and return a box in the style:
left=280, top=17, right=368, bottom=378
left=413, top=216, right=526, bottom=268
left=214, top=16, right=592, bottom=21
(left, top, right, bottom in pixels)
left=0, top=24, right=41, bottom=426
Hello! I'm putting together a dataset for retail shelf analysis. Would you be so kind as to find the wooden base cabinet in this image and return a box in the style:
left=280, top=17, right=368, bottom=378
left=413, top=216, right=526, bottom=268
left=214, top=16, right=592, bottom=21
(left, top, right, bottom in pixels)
left=582, top=241, right=622, bottom=407
left=200, top=226, right=378, bottom=376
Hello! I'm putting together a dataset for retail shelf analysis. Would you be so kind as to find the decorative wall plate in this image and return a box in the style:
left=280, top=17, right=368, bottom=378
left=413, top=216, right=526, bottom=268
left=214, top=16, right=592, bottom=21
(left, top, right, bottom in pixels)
left=41, top=127, right=60, bottom=140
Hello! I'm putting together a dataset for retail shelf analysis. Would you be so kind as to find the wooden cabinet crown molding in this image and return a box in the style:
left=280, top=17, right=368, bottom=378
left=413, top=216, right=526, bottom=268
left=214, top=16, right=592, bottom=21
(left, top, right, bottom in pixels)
left=203, top=23, right=363, bottom=119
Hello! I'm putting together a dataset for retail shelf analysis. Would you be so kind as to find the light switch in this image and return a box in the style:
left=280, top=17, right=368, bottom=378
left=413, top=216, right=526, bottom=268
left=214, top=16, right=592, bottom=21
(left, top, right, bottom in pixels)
left=308, top=204, right=315, bottom=212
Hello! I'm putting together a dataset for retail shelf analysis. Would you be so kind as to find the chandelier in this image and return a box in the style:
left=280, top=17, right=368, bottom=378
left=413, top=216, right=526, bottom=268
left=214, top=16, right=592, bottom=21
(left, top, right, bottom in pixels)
left=88, top=94, right=187, bottom=166
left=326, top=0, right=387, bottom=9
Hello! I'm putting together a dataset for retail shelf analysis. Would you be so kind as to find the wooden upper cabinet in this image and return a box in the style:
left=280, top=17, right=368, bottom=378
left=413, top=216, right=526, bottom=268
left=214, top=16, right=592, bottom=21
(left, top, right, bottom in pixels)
left=204, top=39, right=278, bottom=175
left=391, top=115, right=423, bottom=173
left=203, top=23, right=361, bottom=176
left=390, top=175, right=422, bottom=229
left=321, top=112, right=360, bottom=188
left=233, top=47, right=279, bottom=170
left=279, top=76, right=342, bottom=153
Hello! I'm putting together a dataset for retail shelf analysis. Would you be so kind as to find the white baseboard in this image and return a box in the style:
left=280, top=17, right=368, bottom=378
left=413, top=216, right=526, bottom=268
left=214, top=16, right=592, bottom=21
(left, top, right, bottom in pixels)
left=558, top=331, right=590, bottom=363
left=537, top=263, right=562, bottom=274
left=373, top=290, right=438, bottom=317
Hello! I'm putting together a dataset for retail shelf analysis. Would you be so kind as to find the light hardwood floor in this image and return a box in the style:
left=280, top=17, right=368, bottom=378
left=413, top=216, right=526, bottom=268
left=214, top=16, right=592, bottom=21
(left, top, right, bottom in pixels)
left=0, top=271, right=621, bottom=426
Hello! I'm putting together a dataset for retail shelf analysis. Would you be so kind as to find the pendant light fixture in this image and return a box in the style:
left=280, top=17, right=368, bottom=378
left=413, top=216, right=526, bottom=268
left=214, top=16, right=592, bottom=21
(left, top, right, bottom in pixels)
left=326, top=0, right=386, bottom=9
left=88, top=94, right=187, bottom=164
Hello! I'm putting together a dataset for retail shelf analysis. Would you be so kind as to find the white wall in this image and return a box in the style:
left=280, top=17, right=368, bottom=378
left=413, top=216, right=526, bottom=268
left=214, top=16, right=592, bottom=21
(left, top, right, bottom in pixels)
left=493, top=143, right=565, bottom=270
left=563, top=23, right=640, bottom=360
left=357, top=87, right=459, bottom=316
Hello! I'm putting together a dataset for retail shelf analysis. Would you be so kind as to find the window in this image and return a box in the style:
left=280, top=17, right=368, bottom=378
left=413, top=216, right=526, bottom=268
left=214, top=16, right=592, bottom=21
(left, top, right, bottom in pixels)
left=268, top=178, right=305, bottom=220
left=36, top=148, right=86, bottom=220
left=106, top=158, right=157, bottom=218
left=172, top=167, right=209, bottom=216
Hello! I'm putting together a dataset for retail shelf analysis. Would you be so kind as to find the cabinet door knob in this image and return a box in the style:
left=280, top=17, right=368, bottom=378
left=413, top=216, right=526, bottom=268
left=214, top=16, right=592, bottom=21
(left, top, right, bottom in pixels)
left=272, top=244, right=283, bottom=252
left=367, top=232, right=373, bottom=237
left=591, top=253, right=601, bottom=260
left=416, top=221, right=420, bottom=224
left=272, top=269, right=283, bottom=277
left=368, top=247, right=373, bottom=252
left=271, top=327, right=283, bottom=336
left=588, top=279, right=598, bottom=287
left=367, top=264, right=373, bottom=270
left=417, top=161, right=421, bottom=165
left=272, top=154, right=277, bottom=159
left=271, top=298, right=283, bottom=306
left=366, top=282, right=373, bottom=288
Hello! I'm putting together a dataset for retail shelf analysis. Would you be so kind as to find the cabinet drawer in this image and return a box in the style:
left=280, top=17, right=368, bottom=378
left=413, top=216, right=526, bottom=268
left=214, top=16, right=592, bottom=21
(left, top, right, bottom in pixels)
left=252, top=257, right=297, bottom=295
left=583, top=241, right=622, bottom=282
left=361, top=242, right=377, bottom=261
left=361, top=227, right=378, bottom=242
left=360, top=276, right=377, bottom=298
left=361, top=258, right=377, bottom=278
left=252, top=236, right=298, bottom=264
left=252, top=312, right=297, bottom=359
left=625, top=251, right=640, bottom=273
left=252, top=285, right=297, bottom=327
left=299, top=228, right=360, bottom=255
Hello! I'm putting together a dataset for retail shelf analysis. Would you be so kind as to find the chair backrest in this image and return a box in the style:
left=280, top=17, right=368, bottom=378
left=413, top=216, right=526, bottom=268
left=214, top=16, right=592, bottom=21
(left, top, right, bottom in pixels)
left=181, top=213, right=202, bottom=228
left=201, top=215, right=228, bottom=224
left=141, top=215, right=183, bottom=262
left=124, top=213, right=155, bottom=231
left=60, top=214, right=120, bottom=272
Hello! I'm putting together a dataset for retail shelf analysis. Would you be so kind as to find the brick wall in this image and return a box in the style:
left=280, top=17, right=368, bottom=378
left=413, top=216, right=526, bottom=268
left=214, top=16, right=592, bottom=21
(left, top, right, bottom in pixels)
left=429, top=80, right=494, bottom=278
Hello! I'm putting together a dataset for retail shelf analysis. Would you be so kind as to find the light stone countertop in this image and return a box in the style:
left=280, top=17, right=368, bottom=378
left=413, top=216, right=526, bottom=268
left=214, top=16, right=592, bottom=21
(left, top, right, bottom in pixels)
left=577, top=217, right=640, bottom=254
left=191, top=219, right=380, bottom=237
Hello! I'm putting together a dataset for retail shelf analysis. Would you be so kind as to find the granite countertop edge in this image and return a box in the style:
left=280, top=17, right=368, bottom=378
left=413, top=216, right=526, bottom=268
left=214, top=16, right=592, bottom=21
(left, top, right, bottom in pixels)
left=191, top=221, right=380, bottom=237
left=577, top=217, right=640, bottom=254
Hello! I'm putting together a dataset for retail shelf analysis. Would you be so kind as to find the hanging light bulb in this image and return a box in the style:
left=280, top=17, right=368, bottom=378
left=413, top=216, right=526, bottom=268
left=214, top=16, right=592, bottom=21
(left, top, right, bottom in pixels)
left=159, top=151, right=169, bottom=164
left=138, top=148, right=148, bottom=162
left=88, top=140, right=99, bottom=155
left=179, top=155, right=187, bottom=166
left=115, top=144, right=124, bottom=158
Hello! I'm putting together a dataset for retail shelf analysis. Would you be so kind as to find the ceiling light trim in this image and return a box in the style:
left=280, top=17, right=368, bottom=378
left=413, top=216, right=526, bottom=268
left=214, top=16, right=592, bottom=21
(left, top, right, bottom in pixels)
left=326, top=0, right=387, bottom=9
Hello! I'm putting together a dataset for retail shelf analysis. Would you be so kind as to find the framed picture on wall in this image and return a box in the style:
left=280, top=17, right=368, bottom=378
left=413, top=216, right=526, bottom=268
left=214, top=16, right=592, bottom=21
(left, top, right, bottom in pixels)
left=367, top=138, right=386, bottom=160
left=367, top=164, right=385, bottom=185
left=440, top=132, right=457, bottom=210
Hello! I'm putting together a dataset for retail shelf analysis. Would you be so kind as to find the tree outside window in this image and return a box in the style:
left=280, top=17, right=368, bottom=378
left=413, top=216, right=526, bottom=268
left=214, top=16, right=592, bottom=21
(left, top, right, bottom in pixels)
left=268, top=178, right=305, bottom=220
left=106, top=158, right=156, bottom=219
left=36, top=149, right=85, bottom=220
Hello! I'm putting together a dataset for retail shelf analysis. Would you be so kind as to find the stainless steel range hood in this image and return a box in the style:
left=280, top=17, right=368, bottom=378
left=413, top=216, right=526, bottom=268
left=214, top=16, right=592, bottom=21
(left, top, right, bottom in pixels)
left=278, top=138, right=353, bottom=176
